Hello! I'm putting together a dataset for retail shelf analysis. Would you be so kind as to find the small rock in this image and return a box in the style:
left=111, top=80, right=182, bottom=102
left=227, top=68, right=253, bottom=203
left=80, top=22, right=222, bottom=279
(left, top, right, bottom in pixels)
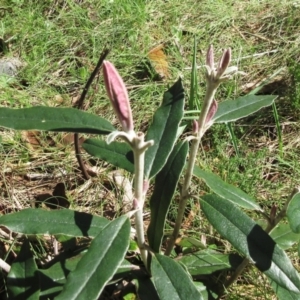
left=0, top=58, right=23, bottom=77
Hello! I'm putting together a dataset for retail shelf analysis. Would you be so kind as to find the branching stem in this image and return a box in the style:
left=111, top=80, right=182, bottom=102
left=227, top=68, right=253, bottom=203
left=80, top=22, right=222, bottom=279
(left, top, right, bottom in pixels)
left=133, top=134, right=148, bottom=267
left=165, top=81, right=218, bottom=255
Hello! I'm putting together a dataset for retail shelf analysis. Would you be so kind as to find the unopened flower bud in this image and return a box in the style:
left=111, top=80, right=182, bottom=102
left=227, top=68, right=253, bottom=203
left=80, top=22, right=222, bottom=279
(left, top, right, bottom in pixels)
left=216, top=48, right=231, bottom=79
left=192, top=119, right=199, bottom=134
left=206, top=44, right=214, bottom=70
left=103, top=61, right=134, bottom=132
left=133, top=198, right=139, bottom=209
left=205, top=99, right=218, bottom=125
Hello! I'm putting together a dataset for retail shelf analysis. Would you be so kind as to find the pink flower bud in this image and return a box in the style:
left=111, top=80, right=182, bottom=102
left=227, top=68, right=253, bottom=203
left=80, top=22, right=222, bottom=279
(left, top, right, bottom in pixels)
left=216, top=48, right=231, bottom=78
left=192, top=119, right=199, bottom=134
left=133, top=198, right=139, bottom=209
left=205, top=99, right=218, bottom=125
left=206, top=45, right=214, bottom=70
left=103, top=61, right=134, bottom=132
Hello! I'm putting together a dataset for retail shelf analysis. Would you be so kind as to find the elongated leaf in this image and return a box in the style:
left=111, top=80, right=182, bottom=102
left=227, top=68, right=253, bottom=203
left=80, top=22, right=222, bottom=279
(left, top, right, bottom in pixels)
left=145, top=78, right=184, bottom=179
left=271, top=280, right=300, bottom=300
left=39, top=252, right=85, bottom=299
left=109, top=259, right=137, bottom=283
left=177, top=236, right=206, bottom=250
left=0, top=107, right=115, bottom=134
left=194, top=282, right=217, bottom=300
left=194, top=166, right=262, bottom=211
left=179, top=249, right=243, bottom=275
left=270, top=223, right=300, bottom=250
left=134, top=276, right=160, bottom=300
left=212, top=95, right=277, bottom=123
left=147, top=141, right=188, bottom=252
left=151, top=253, right=203, bottom=300
left=287, top=193, right=300, bottom=233
left=200, top=194, right=300, bottom=293
left=189, top=36, right=199, bottom=110
left=83, top=138, right=134, bottom=173
left=0, top=209, right=109, bottom=237
left=7, top=239, right=40, bottom=300
left=55, top=216, right=130, bottom=300
left=39, top=254, right=133, bottom=299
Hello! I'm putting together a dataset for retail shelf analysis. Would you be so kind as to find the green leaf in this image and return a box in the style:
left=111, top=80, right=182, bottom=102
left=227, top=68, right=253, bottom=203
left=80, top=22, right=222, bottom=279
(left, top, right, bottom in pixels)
left=55, top=235, right=77, bottom=251
left=147, top=141, right=188, bottom=253
left=133, top=276, right=160, bottom=300
left=7, top=239, right=40, bottom=300
left=212, top=95, right=277, bottom=123
left=194, top=167, right=262, bottom=211
left=109, top=259, right=137, bottom=283
left=39, top=254, right=133, bottom=299
left=0, top=107, right=115, bottom=134
left=177, top=236, right=206, bottom=250
left=0, top=208, right=109, bottom=237
left=151, top=253, right=203, bottom=300
left=129, top=239, right=139, bottom=251
left=189, top=36, right=199, bottom=110
left=145, top=78, right=185, bottom=179
left=39, top=252, right=85, bottom=299
left=200, top=194, right=300, bottom=293
left=271, top=280, right=300, bottom=300
left=194, top=282, right=218, bottom=300
left=55, top=216, right=130, bottom=300
left=287, top=193, right=300, bottom=233
left=123, top=293, right=136, bottom=300
left=178, top=249, right=243, bottom=275
left=83, top=138, right=134, bottom=173
left=270, top=223, right=300, bottom=250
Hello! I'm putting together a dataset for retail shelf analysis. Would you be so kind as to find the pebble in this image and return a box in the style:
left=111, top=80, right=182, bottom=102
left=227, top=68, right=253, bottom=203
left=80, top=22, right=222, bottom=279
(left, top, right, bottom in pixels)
left=0, top=58, right=23, bottom=77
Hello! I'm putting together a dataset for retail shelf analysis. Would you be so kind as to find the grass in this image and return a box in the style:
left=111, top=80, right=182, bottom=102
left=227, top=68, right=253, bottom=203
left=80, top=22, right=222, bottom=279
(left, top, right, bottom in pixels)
left=1, top=0, right=300, bottom=298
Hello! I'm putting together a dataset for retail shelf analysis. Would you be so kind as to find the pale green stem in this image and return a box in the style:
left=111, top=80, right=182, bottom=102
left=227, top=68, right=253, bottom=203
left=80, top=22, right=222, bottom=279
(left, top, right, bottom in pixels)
left=133, top=139, right=148, bottom=267
left=196, top=80, right=219, bottom=138
left=165, top=81, right=218, bottom=256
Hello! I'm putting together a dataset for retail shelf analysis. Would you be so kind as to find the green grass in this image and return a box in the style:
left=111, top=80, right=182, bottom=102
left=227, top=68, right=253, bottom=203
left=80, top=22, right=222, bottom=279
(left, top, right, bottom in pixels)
left=1, top=0, right=300, bottom=298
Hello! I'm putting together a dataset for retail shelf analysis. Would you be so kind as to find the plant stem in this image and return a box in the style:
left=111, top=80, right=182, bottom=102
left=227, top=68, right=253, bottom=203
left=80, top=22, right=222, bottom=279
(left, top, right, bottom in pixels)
left=223, top=257, right=249, bottom=291
left=165, top=82, right=217, bottom=256
left=133, top=136, right=148, bottom=267
left=272, top=102, right=283, bottom=158
left=226, top=122, right=239, bottom=157
left=165, top=137, right=200, bottom=256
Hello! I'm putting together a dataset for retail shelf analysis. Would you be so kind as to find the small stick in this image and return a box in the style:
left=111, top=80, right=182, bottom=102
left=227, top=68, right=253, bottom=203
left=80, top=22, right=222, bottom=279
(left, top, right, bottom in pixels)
left=74, top=48, right=110, bottom=180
